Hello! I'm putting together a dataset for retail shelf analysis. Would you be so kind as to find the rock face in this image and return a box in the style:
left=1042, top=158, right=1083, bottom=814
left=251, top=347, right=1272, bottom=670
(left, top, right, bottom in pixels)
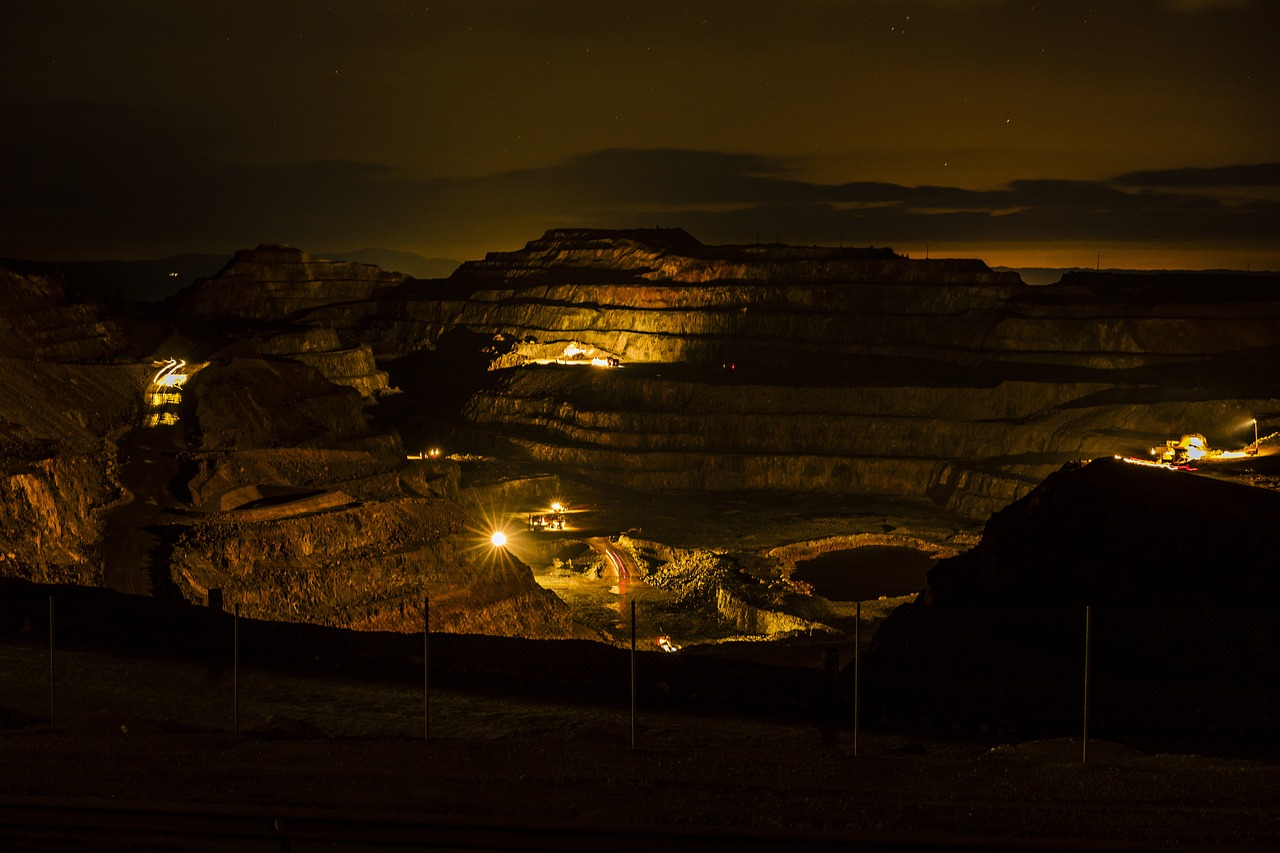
left=184, top=357, right=375, bottom=452
left=0, top=269, right=140, bottom=585
left=456, top=227, right=993, bottom=285
left=259, top=328, right=391, bottom=398
left=295, top=228, right=1279, bottom=521
left=168, top=486, right=578, bottom=639
left=171, top=244, right=407, bottom=321
left=176, top=229, right=1280, bottom=526
left=0, top=268, right=127, bottom=361
left=166, top=349, right=579, bottom=638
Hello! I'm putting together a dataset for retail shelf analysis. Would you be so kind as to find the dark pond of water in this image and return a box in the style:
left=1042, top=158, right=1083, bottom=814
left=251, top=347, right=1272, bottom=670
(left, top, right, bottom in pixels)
left=793, top=545, right=937, bottom=601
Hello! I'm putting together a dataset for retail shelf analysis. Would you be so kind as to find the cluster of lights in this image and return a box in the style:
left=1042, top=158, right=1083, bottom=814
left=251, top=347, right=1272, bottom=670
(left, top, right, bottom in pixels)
left=487, top=498, right=577, bottom=549
left=1118, top=417, right=1263, bottom=470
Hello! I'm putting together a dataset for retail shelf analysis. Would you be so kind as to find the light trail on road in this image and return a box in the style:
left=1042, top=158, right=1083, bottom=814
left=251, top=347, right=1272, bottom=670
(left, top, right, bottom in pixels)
left=150, top=357, right=188, bottom=389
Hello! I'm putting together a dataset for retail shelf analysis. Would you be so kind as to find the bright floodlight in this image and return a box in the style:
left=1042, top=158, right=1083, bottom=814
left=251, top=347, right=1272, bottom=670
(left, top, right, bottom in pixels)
left=550, top=501, right=564, bottom=513
left=490, top=530, right=508, bottom=548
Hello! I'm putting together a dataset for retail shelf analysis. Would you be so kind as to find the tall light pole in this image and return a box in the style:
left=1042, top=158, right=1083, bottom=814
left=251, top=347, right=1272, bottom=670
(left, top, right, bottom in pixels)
left=1254, top=418, right=1260, bottom=453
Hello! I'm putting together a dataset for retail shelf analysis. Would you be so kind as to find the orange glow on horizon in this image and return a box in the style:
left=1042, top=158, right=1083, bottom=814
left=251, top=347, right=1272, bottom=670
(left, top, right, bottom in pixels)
left=910, top=244, right=1277, bottom=274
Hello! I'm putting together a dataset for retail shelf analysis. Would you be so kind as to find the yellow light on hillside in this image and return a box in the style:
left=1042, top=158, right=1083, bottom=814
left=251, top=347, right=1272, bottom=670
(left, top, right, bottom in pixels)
left=490, top=531, right=508, bottom=548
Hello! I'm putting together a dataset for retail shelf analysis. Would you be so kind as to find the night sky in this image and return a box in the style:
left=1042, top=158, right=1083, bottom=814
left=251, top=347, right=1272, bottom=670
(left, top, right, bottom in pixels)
left=4, top=0, right=1277, bottom=270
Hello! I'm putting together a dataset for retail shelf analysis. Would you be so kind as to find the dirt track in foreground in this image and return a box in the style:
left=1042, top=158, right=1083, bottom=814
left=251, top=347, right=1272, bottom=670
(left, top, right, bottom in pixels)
left=1, top=661, right=1276, bottom=851
left=3, top=710, right=1276, bottom=849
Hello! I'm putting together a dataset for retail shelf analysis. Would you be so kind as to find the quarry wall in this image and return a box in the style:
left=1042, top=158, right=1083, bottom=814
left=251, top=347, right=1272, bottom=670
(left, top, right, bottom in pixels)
left=173, top=230, right=1280, bottom=522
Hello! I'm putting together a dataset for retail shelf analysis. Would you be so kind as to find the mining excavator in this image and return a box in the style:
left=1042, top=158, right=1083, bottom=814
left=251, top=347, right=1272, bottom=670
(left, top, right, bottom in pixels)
left=1152, top=433, right=1211, bottom=466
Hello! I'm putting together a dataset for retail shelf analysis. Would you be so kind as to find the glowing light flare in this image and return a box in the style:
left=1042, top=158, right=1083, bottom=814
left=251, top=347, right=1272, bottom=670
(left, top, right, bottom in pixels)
left=1115, top=455, right=1179, bottom=470
left=150, top=357, right=188, bottom=388
left=462, top=503, right=527, bottom=562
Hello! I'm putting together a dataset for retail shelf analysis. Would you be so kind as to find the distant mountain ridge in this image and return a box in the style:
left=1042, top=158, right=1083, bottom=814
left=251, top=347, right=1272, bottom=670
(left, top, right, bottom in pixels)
left=997, top=266, right=1273, bottom=286
left=0, top=248, right=459, bottom=303
left=0, top=254, right=231, bottom=303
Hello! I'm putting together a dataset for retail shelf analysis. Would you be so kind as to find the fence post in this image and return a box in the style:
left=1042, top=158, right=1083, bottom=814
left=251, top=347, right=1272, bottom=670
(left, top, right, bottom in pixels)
left=630, top=599, right=636, bottom=750
left=1082, top=605, right=1091, bottom=764
left=853, top=601, right=861, bottom=757
left=430, top=591, right=435, bottom=737
left=234, top=603, right=240, bottom=742
left=48, top=595, right=55, bottom=728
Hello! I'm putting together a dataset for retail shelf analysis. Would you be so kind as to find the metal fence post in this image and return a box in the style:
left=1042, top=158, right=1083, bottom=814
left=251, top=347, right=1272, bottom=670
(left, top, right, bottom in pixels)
left=234, top=603, right=240, bottom=742
left=630, top=599, right=636, bottom=750
left=423, top=595, right=430, bottom=742
left=48, top=595, right=55, bottom=728
left=1082, top=605, right=1092, bottom=764
left=853, top=601, right=861, bottom=757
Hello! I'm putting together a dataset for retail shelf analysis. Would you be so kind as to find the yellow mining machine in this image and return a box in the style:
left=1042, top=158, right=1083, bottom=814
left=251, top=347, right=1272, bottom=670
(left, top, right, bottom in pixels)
left=1151, top=433, right=1211, bottom=466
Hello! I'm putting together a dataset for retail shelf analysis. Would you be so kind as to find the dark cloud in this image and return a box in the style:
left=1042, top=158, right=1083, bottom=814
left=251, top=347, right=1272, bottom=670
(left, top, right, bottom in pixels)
left=3, top=2, right=1277, bottom=267
left=2, top=108, right=1276, bottom=262
left=1111, top=163, right=1280, bottom=188
left=445, top=150, right=1279, bottom=247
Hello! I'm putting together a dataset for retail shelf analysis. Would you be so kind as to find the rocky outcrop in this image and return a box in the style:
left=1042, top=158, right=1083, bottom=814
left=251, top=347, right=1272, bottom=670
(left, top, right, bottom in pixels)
left=168, top=493, right=582, bottom=639
left=157, top=341, right=579, bottom=636
left=0, top=269, right=128, bottom=362
left=0, top=353, right=143, bottom=585
left=184, top=357, right=376, bottom=452
left=921, top=457, right=1280, bottom=609
left=171, top=244, right=407, bottom=321
left=259, top=327, right=391, bottom=397
left=862, top=456, right=1280, bottom=737
left=715, top=587, right=834, bottom=636
left=187, top=448, right=458, bottom=512
left=455, top=227, right=1009, bottom=286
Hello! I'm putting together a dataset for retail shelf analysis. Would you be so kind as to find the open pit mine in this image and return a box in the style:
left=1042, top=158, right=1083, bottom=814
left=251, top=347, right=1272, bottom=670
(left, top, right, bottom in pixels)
left=1, top=228, right=1279, bottom=646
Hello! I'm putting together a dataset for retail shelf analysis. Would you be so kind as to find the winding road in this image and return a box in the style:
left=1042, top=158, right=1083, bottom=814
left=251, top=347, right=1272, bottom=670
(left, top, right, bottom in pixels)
left=587, top=537, right=636, bottom=583
left=102, top=358, right=200, bottom=597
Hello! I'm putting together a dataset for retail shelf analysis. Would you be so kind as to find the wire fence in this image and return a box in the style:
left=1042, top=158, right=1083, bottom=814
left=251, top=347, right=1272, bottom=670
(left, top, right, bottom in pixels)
left=1, top=585, right=1276, bottom=759
left=862, top=605, right=1280, bottom=754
